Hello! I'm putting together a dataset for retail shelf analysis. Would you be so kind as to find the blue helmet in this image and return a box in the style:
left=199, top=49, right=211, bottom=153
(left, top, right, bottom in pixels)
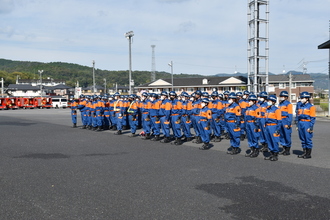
left=201, top=98, right=210, bottom=103
left=211, top=91, right=219, bottom=97
left=195, top=90, right=202, bottom=96
left=150, top=93, right=158, bottom=98
left=248, top=94, right=257, bottom=101
left=182, top=92, right=189, bottom=97
left=80, top=94, right=85, bottom=98
left=243, top=90, right=250, bottom=95
left=236, top=92, right=243, bottom=97
left=218, top=93, right=223, bottom=99
left=102, top=96, right=107, bottom=99
left=202, top=91, right=209, bottom=97
left=191, top=92, right=196, bottom=97
left=228, top=92, right=237, bottom=99
left=161, top=91, right=168, bottom=96
left=128, top=94, right=135, bottom=99
left=169, top=91, right=177, bottom=96
left=142, top=92, right=148, bottom=97
left=268, top=95, right=277, bottom=102
left=86, top=95, right=91, bottom=99
left=223, top=90, right=230, bottom=95
left=259, top=91, right=268, bottom=98
left=114, top=92, right=120, bottom=96
left=300, top=91, right=310, bottom=99
left=97, top=95, right=102, bottom=99
left=280, top=91, right=289, bottom=97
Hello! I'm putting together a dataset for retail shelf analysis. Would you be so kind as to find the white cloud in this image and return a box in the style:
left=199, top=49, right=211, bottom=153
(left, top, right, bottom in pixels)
left=0, top=0, right=329, bottom=75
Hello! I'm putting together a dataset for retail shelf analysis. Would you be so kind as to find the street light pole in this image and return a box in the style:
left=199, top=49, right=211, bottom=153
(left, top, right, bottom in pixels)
left=1, top=78, right=4, bottom=97
left=92, top=60, right=96, bottom=95
left=38, top=70, right=43, bottom=98
left=125, top=31, right=134, bottom=95
left=168, top=61, right=173, bottom=90
left=104, top=78, right=107, bottom=95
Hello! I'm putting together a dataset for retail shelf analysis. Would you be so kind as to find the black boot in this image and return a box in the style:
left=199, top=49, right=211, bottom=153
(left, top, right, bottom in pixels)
left=199, top=143, right=209, bottom=150
left=160, top=137, right=171, bottom=143
left=245, top=147, right=255, bottom=157
left=264, top=152, right=274, bottom=160
left=298, top=148, right=307, bottom=158
left=111, top=126, right=117, bottom=131
left=72, top=123, right=77, bottom=128
left=129, top=133, right=137, bottom=137
left=250, top=148, right=259, bottom=158
left=143, top=133, right=151, bottom=140
left=240, top=134, right=245, bottom=141
left=260, top=143, right=269, bottom=152
left=230, top=147, right=240, bottom=155
left=174, top=137, right=182, bottom=145
left=92, top=127, right=97, bottom=131
left=225, top=132, right=230, bottom=140
left=96, top=126, right=102, bottom=131
left=270, top=152, right=279, bottom=161
left=185, top=137, right=193, bottom=142
left=303, top=148, right=312, bottom=159
left=114, top=130, right=122, bottom=135
left=227, top=146, right=233, bottom=154
left=81, top=125, right=87, bottom=129
left=151, top=135, right=160, bottom=141
left=88, top=125, right=92, bottom=130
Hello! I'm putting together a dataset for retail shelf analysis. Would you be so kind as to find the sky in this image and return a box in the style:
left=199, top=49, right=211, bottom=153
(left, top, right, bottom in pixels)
left=1, top=0, right=330, bottom=76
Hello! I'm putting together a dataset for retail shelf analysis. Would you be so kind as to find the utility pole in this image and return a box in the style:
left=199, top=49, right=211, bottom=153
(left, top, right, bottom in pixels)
left=1, top=78, right=4, bottom=97
left=38, top=70, right=43, bottom=98
left=104, top=78, right=107, bottom=94
left=125, top=31, right=134, bottom=95
left=168, top=61, right=173, bottom=90
left=92, top=60, right=96, bottom=95
left=151, top=45, right=156, bottom=82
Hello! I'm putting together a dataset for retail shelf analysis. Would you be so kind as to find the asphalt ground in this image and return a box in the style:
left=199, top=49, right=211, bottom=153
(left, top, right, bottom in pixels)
left=0, top=109, right=330, bottom=220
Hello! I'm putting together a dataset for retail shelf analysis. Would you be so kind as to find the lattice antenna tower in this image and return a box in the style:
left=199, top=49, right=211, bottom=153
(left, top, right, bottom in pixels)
left=151, top=45, right=156, bottom=82
left=247, top=0, right=269, bottom=93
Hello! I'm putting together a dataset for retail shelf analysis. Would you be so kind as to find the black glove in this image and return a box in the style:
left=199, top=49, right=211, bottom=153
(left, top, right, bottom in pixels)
left=286, top=124, right=292, bottom=130
left=176, top=117, right=181, bottom=124
left=156, top=116, right=160, bottom=122
left=145, top=115, right=150, bottom=121
left=275, top=130, right=280, bottom=136
left=235, top=124, right=240, bottom=129
left=215, top=117, right=220, bottom=123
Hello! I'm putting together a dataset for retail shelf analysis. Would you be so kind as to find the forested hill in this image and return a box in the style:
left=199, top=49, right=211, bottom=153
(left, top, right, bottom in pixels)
left=0, top=58, right=328, bottom=89
left=0, top=59, right=202, bottom=87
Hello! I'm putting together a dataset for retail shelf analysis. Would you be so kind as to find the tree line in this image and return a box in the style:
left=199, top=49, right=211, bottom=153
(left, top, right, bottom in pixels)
left=0, top=59, right=202, bottom=88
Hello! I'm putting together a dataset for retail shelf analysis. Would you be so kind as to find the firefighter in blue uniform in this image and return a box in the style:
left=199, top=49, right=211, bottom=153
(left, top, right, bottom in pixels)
left=296, top=91, right=316, bottom=159
left=70, top=96, right=78, bottom=128
left=127, top=94, right=139, bottom=137
left=244, top=94, right=261, bottom=157
left=191, top=90, right=202, bottom=144
left=140, top=92, right=152, bottom=139
left=181, top=92, right=193, bottom=142
left=198, top=98, right=212, bottom=150
left=210, top=91, right=223, bottom=142
left=149, top=93, right=162, bottom=141
left=78, top=94, right=88, bottom=129
left=278, top=91, right=293, bottom=156
left=169, top=91, right=183, bottom=145
left=257, top=91, right=269, bottom=151
left=263, top=95, right=282, bottom=161
left=225, top=92, right=242, bottom=155
left=159, top=91, right=172, bottom=143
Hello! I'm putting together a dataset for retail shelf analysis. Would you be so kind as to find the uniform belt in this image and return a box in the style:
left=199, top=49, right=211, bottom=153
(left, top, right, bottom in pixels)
left=171, top=114, right=179, bottom=116
left=300, top=119, right=311, bottom=122
left=282, top=116, right=287, bottom=118
left=193, top=114, right=199, bottom=116
left=182, top=114, right=187, bottom=116
left=200, top=119, right=207, bottom=121
left=247, top=120, right=255, bottom=123
left=227, top=120, right=236, bottom=123
left=266, top=123, right=277, bottom=126
left=143, top=112, right=149, bottom=114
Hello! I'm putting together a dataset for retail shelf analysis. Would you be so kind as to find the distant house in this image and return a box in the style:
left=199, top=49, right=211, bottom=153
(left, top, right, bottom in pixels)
left=108, top=85, right=129, bottom=95
left=268, top=74, right=314, bottom=103
left=82, top=85, right=105, bottom=95
left=6, top=78, right=73, bottom=98
left=135, top=76, right=248, bottom=95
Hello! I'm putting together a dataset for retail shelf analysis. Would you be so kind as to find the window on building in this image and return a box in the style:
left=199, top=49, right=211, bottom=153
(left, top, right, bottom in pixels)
left=279, top=83, right=286, bottom=89
left=291, top=82, right=296, bottom=88
left=187, top=88, right=194, bottom=92
left=291, top=93, right=296, bottom=101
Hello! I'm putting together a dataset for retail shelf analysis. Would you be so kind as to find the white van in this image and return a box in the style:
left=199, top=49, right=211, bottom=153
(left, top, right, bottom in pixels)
left=52, top=97, right=68, bottom=109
